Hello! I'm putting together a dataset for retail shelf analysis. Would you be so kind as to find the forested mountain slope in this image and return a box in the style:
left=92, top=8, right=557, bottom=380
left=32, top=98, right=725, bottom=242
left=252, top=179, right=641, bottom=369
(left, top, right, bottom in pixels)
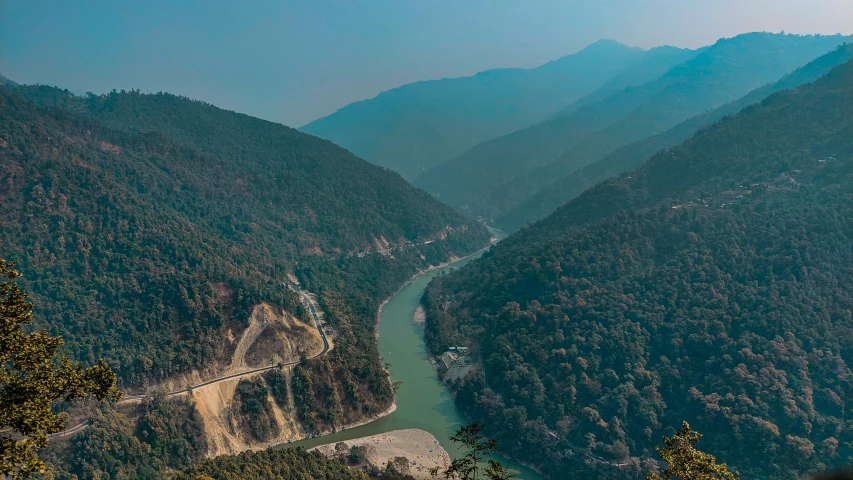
left=422, top=57, right=853, bottom=479
left=416, top=33, right=850, bottom=220
left=41, top=397, right=209, bottom=478
left=0, top=85, right=490, bottom=471
left=496, top=42, right=853, bottom=230
left=301, top=40, right=686, bottom=179
left=10, top=85, right=480, bottom=254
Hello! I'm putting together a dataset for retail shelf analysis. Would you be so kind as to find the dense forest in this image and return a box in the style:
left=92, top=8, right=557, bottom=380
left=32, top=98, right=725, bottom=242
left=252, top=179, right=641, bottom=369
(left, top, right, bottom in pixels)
left=422, top=57, right=853, bottom=479
left=178, top=447, right=365, bottom=480
left=415, top=33, right=850, bottom=224
left=0, top=84, right=490, bottom=476
left=39, top=396, right=207, bottom=479
left=302, top=40, right=682, bottom=179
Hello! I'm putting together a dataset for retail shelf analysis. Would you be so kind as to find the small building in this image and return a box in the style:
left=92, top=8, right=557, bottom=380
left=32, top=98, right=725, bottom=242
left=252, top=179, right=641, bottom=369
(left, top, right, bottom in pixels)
left=440, top=351, right=459, bottom=371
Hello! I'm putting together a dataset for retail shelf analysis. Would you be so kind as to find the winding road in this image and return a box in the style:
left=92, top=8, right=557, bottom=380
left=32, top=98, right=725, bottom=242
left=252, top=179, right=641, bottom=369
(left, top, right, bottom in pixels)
left=49, top=287, right=331, bottom=440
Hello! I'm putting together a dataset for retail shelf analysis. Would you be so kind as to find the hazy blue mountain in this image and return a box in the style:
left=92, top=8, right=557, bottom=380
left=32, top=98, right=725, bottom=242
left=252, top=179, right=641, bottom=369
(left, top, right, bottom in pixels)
left=0, top=73, right=17, bottom=87
left=496, top=42, right=853, bottom=230
left=413, top=69, right=686, bottom=209
left=554, top=45, right=702, bottom=117
left=415, top=33, right=850, bottom=218
left=301, top=40, right=670, bottom=179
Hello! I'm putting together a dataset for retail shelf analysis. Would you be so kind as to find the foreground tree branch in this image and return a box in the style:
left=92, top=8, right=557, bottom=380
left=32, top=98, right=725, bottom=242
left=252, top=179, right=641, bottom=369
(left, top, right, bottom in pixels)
left=0, top=259, right=121, bottom=478
left=647, top=422, right=738, bottom=480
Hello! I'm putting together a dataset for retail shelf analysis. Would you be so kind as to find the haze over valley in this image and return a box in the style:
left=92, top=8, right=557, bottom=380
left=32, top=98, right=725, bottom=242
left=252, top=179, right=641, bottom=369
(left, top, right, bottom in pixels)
left=2, top=2, right=853, bottom=479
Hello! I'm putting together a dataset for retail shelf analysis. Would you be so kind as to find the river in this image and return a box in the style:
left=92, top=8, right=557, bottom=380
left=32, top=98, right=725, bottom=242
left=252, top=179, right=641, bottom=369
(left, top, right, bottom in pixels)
left=285, top=252, right=545, bottom=479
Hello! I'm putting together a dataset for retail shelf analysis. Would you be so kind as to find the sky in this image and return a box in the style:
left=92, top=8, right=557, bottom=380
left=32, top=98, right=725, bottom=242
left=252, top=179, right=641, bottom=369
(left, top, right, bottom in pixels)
left=2, top=1, right=851, bottom=127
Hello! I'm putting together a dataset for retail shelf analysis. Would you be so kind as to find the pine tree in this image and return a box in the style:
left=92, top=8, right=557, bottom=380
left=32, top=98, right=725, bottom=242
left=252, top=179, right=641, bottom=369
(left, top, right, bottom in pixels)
left=434, top=422, right=511, bottom=480
left=648, top=422, right=738, bottom=480
left=0, top=260, right=121, bottom=478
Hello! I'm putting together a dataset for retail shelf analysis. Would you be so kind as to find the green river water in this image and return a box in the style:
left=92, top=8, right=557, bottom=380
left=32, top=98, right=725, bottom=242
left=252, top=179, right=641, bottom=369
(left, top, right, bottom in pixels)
left=285, top=253, right=545, bottom=479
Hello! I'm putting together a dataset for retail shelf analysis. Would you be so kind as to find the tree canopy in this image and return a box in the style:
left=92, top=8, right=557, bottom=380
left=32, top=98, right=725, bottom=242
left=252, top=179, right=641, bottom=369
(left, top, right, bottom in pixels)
left=177, top=447, right=366, bottom=480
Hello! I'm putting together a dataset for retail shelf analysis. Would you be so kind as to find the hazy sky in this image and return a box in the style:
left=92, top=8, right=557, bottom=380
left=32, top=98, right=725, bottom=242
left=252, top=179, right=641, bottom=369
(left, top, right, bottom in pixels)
left=2, top=1, right=851, bottom=127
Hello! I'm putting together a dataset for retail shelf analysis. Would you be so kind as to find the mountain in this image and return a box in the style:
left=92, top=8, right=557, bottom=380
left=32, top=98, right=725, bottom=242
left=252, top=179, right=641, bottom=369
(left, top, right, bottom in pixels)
left=301, top=40, right=688, bottom=179
left=415, top=33, right=850, bottom=221
left=553, top=45, right=704, bottom=117
left=0, top=84, right=490, bottom=475
left=422, top=56, right=853, bottom=479
left=0, top=73, right=17, bottom=87
left=496, top=42, right=853, bottom=230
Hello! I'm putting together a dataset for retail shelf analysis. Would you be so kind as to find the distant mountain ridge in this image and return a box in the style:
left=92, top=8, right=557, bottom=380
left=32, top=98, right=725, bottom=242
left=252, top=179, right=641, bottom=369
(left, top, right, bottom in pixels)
left=415, top=32, right=851, bottom=222
left=495, top=42, right=853, bottom=230
left=301, top=40, right=694, bottom=179
left=554, top=45, right=706, bottom=117
left=0, top=73, right=17, bottom=87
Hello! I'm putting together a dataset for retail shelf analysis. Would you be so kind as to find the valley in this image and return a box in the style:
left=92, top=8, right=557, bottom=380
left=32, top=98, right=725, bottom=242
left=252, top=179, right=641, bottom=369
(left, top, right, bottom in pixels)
left=283, top=248, right=546, bottom=479
left=3, top=7, right=853, bottom=479
left=45, top=241, right=547, bottom=476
